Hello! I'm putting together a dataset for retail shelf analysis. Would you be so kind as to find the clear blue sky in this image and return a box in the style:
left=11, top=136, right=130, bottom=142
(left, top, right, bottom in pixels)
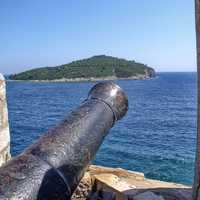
left=0, top=0, right=196, bottom=74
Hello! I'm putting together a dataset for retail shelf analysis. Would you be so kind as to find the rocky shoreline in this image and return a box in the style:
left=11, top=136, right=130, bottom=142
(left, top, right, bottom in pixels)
left=7, top=74, right=154, bottom=83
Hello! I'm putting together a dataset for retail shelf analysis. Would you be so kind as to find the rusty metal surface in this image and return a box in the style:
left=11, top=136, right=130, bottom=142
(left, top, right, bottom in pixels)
left=0, top=82, right=128, bottom=200
left=88, top=81, right=128, bottom=121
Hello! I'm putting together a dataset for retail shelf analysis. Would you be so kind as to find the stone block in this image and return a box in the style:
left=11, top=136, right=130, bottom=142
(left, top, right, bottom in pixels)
left=0, top=73, right=10, bottom=167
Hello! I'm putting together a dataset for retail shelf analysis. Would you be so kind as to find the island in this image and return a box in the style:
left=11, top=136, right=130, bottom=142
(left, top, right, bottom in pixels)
left=9, top=55, right=156, bottom=82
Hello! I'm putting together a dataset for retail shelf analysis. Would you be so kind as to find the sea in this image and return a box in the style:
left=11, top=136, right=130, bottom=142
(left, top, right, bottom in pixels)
left=6, top=72, right=197, bottom=186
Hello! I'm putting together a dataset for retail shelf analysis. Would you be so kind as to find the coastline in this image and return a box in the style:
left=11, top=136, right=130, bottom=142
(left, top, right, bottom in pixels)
left=7, top=74, right=154, bottom=83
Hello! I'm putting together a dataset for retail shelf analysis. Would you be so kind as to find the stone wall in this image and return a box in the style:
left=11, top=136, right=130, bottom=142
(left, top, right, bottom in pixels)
left=72, top=165, right=192, bottom=200
left=0, top=74, right=10, bottom=166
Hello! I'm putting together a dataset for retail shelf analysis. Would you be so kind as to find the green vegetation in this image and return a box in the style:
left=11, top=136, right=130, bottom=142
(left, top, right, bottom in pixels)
left=10, top=55, right=155, bottom=80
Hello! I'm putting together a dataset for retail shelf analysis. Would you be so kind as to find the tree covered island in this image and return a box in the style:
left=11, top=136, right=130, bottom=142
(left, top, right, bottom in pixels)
left=9, top=55, right=155, bottom=81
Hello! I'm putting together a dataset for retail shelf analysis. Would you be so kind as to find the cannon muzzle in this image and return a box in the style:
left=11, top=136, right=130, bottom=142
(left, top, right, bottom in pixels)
left=0, top=82, right=128, bottom=200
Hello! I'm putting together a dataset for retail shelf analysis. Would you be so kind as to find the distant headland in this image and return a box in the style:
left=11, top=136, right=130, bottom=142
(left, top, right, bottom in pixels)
left=9, top=55, right=156, bottom=82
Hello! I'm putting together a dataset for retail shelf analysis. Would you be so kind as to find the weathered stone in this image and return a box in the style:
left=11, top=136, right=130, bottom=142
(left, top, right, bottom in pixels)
left=71, top=172, right=93, bottom=200
left=0, top=73, right=10, bottom=167
left=73, top=165, right=192, bottom=200
left=0, top=101, right=9, bottom=130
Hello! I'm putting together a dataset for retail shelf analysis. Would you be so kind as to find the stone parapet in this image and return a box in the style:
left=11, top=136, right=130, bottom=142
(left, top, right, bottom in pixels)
left=72, top=165, right=192, bottom=200
left=0, top=74, right=10, bottom=166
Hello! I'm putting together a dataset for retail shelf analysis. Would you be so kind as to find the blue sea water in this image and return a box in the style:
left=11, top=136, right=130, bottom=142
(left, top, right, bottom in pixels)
left=6, top=72, right=197, bottom=185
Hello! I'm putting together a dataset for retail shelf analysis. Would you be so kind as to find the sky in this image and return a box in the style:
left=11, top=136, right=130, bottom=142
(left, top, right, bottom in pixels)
left=0, top=0, right=196, bottom=74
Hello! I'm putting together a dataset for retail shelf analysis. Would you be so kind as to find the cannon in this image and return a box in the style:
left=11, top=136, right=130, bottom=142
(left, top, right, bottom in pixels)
left=0, top=82, right=128, bottom=200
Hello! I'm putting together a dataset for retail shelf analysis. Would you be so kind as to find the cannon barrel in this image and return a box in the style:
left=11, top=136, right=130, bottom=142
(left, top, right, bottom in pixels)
left=0, top=82, right=128, bottom=200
